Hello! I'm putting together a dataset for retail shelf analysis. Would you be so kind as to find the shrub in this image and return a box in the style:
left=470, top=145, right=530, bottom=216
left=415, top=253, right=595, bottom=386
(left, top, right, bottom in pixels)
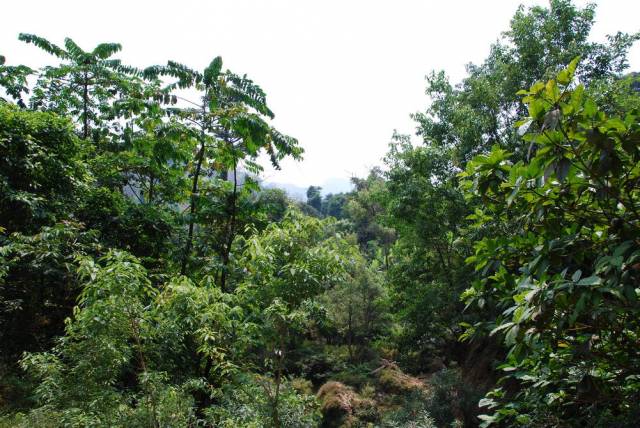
left=317, top=381, right=377, bottom=427
left=208, top=376, right=320, bottom=428
left=374, top=361, right=425, bottom=394
left=318, top=381, right=358, bottom=423
left=381, top=410, right=437, bottom=428
left=424, top=368, right=481, bottom=427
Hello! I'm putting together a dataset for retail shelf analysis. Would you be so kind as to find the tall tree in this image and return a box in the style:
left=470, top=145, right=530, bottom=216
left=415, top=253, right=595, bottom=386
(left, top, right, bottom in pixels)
left=461, top=60, right=640, bottom=427
left=19, top=34, right=138, bottom=139
left=306, top=186, right=323, bottom=212
left=413, top=0, right=639, bottom=167
left=144, top=57, right=302, bottom=283
left=382, top=0, right=640, bottom=372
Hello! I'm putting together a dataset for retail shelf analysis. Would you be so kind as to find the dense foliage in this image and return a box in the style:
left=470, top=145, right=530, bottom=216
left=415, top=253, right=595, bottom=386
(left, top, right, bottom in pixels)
left=461, top=60, right=640, bottom=426
left=1, top=1, right=639, bottom=427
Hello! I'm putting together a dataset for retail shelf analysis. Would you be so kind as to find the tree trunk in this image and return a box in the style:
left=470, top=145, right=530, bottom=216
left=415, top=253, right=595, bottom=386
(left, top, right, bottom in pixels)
left=148, top=170, right=155, bottom=203
left=435, top=245, right=455, bottom=291
left=181, top=133, right=205, bottom=276
left=272, top=333, right=285, bottom=428
left=82, top=71, right=89, bottom=139
left=219, top=158, right=238, bottom=292
left=347, top=305, right=355, bottom=362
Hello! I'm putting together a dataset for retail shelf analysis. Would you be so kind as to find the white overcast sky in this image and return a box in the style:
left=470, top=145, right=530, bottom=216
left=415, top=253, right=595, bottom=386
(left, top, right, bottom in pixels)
left=2, top=0, right=639, bottom=188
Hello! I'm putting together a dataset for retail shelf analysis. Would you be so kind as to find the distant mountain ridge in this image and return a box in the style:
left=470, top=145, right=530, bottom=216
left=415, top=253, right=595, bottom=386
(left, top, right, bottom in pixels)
left=263, top=177, right=354, bottom=201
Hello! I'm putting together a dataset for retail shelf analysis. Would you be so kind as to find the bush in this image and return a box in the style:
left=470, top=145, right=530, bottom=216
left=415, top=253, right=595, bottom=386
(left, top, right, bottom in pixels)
left=289, top=343, right=347, bottom=386
left=332, top=363, right=375, bottom=390
left=317, top=381, right=377, bottom=427
left=424, top=368, right=482, bottom=427
left=381, top=410, right=437, bottom=428
left=317, top=381, right=359, bottom=424
left=374, top=361, right=425, bottom=394
left=208, top=376, right=320, bottom=428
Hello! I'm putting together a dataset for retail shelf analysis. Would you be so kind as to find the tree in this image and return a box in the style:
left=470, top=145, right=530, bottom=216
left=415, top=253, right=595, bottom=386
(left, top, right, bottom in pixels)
left=19, top=34, right=139, bottom=140
left=237, top=210, right=355, bottom=424
left=0, top=54, right=32, bottom=107
left=0, top=104, right=88, bottom=233
left=2, top=35, right=325, bottom=426
left=461, top=59, right=640, bottom=426
left=321, top=193, right=348, bottom=219
left=115, top=80, right=193, bottom=206
left=322, top=260, right=388, bottom=362
left=380, top=0, right=639, bottom=374
left=0, top=222, right=99, bottom=365
left=413, top=0, right=639, bottom=167
left=14, top=250, right=253, bottom=426
left=345, top=168, right=395, bottom=261
left=17, top=251, right=200, bottom=426
left=239, top=211, right=352, bottom=309
left=379, top=135, right=476, bottom=366
left=257, top=187, right=290, bottom=224
left=144, top=57, right=302, bottom=283
left=306, top=186, right=322, bottom=212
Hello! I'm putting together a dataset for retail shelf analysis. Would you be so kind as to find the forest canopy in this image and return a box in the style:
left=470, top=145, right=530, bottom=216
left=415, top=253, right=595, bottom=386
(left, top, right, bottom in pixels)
left=1, top=1, right=640, bottom=427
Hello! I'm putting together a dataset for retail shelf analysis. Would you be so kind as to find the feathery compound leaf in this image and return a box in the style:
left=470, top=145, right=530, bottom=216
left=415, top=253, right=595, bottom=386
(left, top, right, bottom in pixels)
left=92, top=42, right=123, bottom=59
left=18, top=33, right=68, bottom=59
left=165, top=61, right=201, bottom=88
left=225, top=73, right=273, bottom=118
left=203, top=56, right=223, bottom=86
left=63, top=38, right=88, bottom=61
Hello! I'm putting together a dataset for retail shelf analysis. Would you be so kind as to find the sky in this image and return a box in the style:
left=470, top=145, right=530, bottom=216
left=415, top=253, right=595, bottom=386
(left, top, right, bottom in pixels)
left=2, top=0, right=639, bottom=191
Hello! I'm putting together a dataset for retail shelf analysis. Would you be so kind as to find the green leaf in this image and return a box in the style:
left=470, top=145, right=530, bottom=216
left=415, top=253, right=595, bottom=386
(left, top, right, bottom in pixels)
left=555, top=158, right=570, bottom=182
left=557, top=68, right=571, bottom=85
left=490, top=322, right=515, bottom=336
left=507, top=176, right=523, bottom=206
left=571, top=270, right=582, bottom=282
left=567, top=56, right=580, bottom=76
left=518, top=119, right=533, bottom=136
left=577, top=276, right=601, bottom=286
